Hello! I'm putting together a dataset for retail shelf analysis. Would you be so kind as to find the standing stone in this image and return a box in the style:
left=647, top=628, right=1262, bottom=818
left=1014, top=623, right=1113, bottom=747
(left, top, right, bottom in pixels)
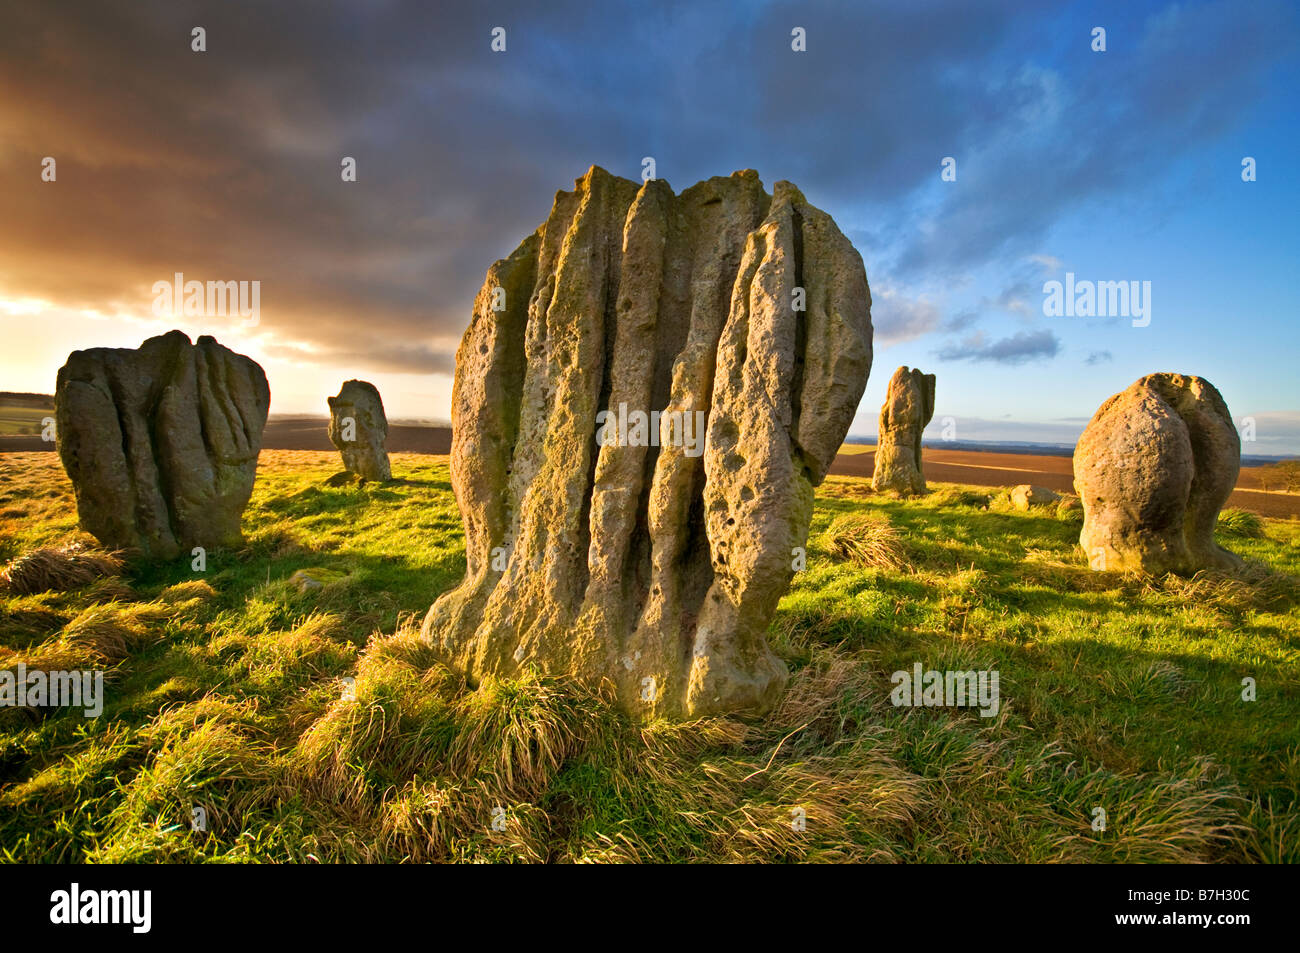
left=871, top=366, right=935, bottom=495
left=1074, top=373, right=1242, bottom=574
left=421, top=166, right=873, bottom=718
left=55, top=331, right=270, bottom=560
left=327, top=380, right=392, bottom=482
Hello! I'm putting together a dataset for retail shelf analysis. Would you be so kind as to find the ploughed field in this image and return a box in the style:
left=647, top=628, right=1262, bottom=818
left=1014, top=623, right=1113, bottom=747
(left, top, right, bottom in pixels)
left=0, top=449, right=1297, bottom=862
left=830, top=444, right=1300, bottom=519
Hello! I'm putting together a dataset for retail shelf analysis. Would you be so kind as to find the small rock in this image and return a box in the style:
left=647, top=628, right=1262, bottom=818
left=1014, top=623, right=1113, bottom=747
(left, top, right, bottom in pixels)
left=289, top=568, right=347, bottom=593
left=1010, top=484, right=1060, bottom=511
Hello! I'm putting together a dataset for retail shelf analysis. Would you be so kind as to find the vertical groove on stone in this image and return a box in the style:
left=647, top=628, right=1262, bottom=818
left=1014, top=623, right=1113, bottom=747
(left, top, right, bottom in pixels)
left=472, top=169, right=639, bottom=679
left=581, top=179, right=671, bottom=658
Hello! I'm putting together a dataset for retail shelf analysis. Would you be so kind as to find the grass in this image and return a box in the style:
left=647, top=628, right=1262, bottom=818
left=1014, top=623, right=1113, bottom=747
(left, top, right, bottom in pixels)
left=0, top=405, right=51, bottom=437
left=1, top=543, right=123, bottom=595
left=1218, top=507, right=1266, bottom=539
left=823, top=512, right=908, bottom=571
left=0, top=449, right=1297, bottom=863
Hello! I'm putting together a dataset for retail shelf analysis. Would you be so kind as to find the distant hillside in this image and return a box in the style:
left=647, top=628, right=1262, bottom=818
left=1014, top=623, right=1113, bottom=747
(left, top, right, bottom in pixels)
left=0, top=391, right=54, bottom=409
left=846, top=436, right=1078, bottom=458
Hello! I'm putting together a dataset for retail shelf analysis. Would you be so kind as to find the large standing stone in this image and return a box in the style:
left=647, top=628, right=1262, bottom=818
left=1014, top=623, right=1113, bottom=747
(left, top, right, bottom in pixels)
left=327, top=380, right=392, bottom=482
left=422, top=166, right=873, bottom=718
left=55, top=330, right=270, bottom=560
left=871, top=366, right=935, bottom=495
left=1074, top=373, right=1242, bottom=574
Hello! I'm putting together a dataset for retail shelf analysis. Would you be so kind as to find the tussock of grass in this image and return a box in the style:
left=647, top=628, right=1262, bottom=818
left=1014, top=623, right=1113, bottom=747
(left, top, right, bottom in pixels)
left=927, top=487, right=990, bottom=509
left=1055, top=495, right=1082, bottom=522
left=1144, top=563, right=1299, bottom=614
left=65, top=601, right=171, bottom=656
left=1218, top=507, right=1265, bottom=538
left=823, top=513, right=907, bottom=571
left=12, top=601, right=172, bottom=671
left=0, top=542, right=123, bottom=595
left=291, top=627, right=459, bottom=807
left=1241, top=795, right=1300, bottom=863
left=92, top=716, right=279, bottom=862
left=0, top=601, right=71, bottom=648
left=80, top=576, right=139, bottom=604
left=1072, top=758, right=1243, bottom=863
left=158, top=580, right=218, bottom=604
left=207, top=611, right=358, bottom=690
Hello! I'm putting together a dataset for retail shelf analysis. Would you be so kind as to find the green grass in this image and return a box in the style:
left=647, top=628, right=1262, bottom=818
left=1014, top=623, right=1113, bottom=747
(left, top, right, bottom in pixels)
left=0, top=450, right=1297, bottom=862
left=0, top=405, right=52, bottom=437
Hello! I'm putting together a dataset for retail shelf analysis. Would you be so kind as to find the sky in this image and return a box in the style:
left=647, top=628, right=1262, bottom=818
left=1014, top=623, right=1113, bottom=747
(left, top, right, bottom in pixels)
left=1, top=0, right=1297, bottom=452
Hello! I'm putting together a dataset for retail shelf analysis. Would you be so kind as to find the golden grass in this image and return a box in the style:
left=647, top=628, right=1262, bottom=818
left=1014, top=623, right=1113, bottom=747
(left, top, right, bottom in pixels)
left=158, top=580, right=219, bottom=604
left=823, top=512, right=908, bottom=571
left=0, top=542, right=123, bottom=595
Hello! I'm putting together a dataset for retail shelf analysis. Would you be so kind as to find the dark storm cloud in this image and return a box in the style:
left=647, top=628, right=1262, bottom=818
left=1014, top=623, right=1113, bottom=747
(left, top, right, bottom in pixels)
left=0, top=0, right=623, bottom=374
left=0, top=0, right=1295, bottom=376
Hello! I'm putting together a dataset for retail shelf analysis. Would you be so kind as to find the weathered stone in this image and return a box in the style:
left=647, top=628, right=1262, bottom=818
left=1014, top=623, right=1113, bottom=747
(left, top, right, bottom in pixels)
left=421, top=166, right=873, bottom=718
left=55, top=330, right=269, bottom=560
left=327, top=380, right=391, bottom=482
left=1074, top=373, right=1242, bottom=574
left=1010, top=484, right=1060, bottom=510
left=872, top=366, right=935, bottom=494
left=289, top=567, right=348, bottom=593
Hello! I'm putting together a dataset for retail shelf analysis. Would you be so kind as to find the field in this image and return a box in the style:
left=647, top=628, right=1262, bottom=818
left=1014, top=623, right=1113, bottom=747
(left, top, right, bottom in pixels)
left=828, top=446, right=1300, bottom=520
left=1, top=449, right=1298, bottom=863
left=0, top=406, right=51, bottom=438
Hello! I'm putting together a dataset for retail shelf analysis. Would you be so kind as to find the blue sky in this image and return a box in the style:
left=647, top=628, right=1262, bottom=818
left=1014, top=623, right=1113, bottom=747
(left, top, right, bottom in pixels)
left=1, top=0, right=1297, bottom=451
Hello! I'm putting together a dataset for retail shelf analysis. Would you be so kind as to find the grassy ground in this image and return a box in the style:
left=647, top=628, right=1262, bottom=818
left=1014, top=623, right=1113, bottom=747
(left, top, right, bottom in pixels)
left=0, top=405, right=51, bottom=436
left=0, top=449, right=1297, bottom=863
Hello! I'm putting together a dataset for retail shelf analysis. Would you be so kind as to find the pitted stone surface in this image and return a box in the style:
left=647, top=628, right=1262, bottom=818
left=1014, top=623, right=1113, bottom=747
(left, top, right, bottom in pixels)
left=422, top=166, right=874, bottom=717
